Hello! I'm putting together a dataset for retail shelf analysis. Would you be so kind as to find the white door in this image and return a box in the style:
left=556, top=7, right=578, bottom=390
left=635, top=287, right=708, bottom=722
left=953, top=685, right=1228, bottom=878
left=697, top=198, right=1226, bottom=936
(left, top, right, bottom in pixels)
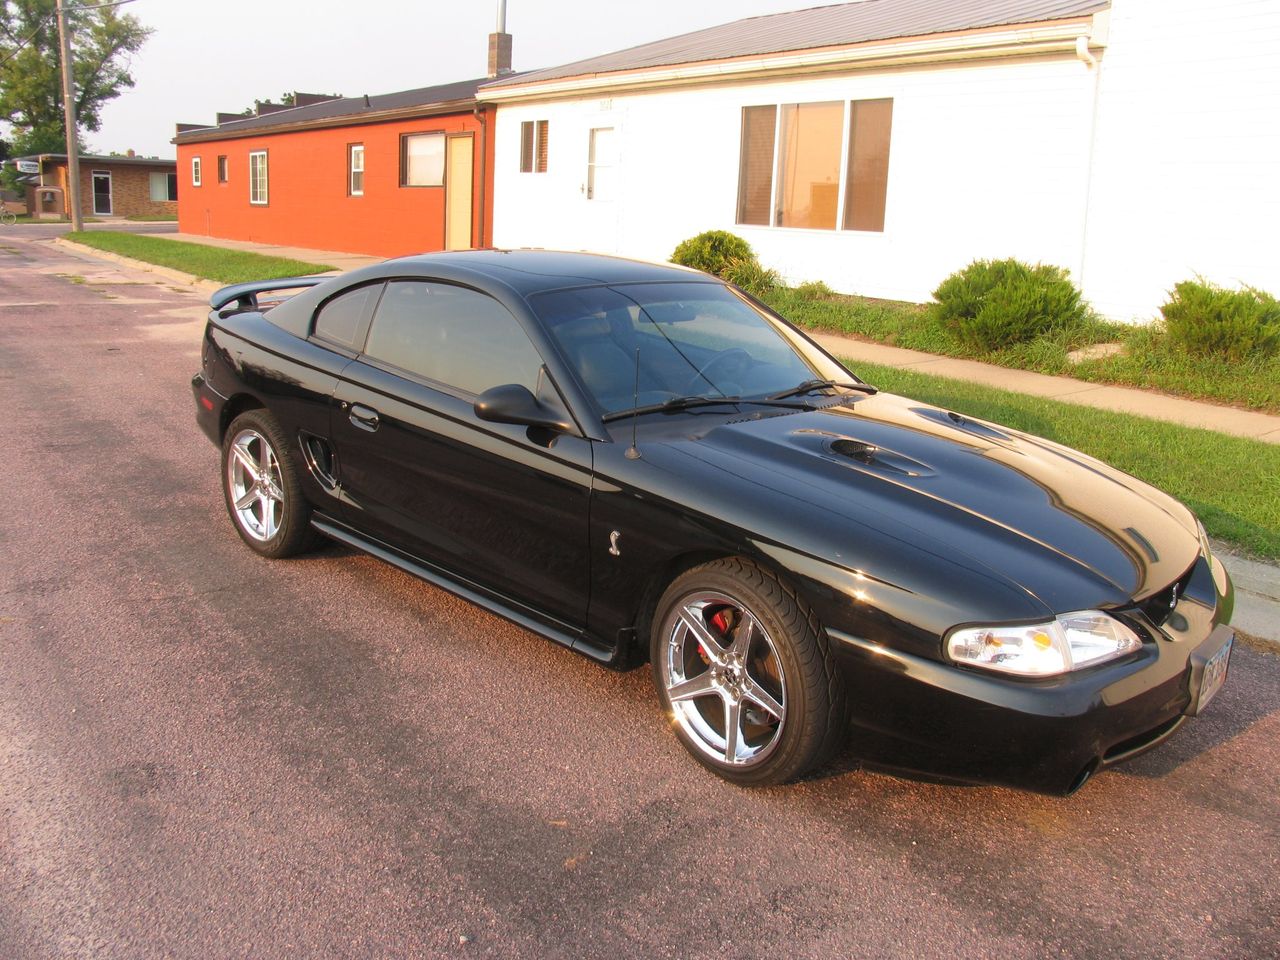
left=582, top=126, right=619, bottom=252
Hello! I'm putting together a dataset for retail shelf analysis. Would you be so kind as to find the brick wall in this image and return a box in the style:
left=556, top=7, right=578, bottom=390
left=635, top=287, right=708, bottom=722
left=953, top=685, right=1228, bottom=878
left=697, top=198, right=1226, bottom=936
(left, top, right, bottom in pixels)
left=74, top=163, right=178, bottom=218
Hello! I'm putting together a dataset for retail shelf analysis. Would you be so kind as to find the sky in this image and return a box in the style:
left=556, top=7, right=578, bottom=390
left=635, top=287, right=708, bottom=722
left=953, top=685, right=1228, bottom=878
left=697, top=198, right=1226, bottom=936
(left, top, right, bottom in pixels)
left=68, top=0, right=820, bottom=158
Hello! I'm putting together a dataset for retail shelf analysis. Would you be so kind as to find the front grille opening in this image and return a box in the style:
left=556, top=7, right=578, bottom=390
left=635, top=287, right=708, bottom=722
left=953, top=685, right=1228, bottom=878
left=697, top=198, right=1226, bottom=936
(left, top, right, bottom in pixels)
left=1138, top=561, right=1198, bottom=627
left=1103, top=715, right=1185, bottom=764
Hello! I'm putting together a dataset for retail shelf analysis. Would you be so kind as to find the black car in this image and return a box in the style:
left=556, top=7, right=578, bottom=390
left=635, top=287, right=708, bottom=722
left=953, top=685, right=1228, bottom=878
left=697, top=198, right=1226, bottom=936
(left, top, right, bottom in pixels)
left=192, top=250, right=1234, bottom=794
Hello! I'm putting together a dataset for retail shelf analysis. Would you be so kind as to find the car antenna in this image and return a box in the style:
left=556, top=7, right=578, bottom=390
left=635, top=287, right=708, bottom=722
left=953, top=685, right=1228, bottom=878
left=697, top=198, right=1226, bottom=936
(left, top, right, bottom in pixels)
left=625, top=347, right=642, bottom=460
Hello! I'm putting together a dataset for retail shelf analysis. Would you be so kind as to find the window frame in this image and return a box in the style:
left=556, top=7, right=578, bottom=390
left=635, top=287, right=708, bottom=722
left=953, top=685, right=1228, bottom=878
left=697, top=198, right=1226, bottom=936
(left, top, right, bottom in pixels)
left=149, top=170, right=177, bottom=202
left=519, top=120, right=549, bottom=174
left=217, top=155, right=228, bottom=183
left=735, top=97, right=893, bottom=235
left=399, top=131, right=446, bottom=188
left=191, top=156, right=202, bottom=187
left=348, top=143, right=365, bottom=196
left=310, top=281, right=382, bottom=356
left=248, top=149, right=268, bottom=205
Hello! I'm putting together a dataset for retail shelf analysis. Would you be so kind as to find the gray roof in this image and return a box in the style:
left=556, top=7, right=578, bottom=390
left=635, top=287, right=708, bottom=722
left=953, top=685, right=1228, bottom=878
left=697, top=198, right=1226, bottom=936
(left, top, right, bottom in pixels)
left=15, top=153, right=175, bottom=167
left=484, top=0, right=1108, bottom=88
left=173, top=77, right=490, bottom=144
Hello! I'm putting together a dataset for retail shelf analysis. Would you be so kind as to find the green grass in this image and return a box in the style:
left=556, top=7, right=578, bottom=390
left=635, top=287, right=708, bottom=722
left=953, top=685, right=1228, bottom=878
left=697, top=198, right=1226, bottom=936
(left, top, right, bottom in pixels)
left=65, top=231, right=334, bottom=284
left=764, top=288, right=1280, bottom=414
left=842, top=360, right=1280, bottom=561
left=125, top=214, right=179, bottom=222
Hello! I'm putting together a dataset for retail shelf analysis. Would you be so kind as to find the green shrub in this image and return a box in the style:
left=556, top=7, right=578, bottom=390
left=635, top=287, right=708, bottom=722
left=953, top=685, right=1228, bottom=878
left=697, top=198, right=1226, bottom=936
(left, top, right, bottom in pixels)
left=930, top=258, right=1089, bottom=351
left=794, top=279, right=835, bottom=299
left=1160, top=279, right=1280, bottom=362
left=723, top=257, right=781, bottom=297
left=671, top=230, right=755, bottom=278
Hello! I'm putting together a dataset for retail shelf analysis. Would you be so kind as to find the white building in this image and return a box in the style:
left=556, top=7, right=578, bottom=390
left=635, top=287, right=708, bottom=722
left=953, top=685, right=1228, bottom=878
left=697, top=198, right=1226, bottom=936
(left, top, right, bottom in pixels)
left=485, top=0, right=1280, bottom=322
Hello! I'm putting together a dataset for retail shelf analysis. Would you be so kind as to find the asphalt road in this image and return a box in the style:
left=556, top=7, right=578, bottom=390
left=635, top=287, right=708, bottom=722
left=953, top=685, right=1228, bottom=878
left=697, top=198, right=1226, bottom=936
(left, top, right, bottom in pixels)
left=2, top=234, right=1278, bottom=960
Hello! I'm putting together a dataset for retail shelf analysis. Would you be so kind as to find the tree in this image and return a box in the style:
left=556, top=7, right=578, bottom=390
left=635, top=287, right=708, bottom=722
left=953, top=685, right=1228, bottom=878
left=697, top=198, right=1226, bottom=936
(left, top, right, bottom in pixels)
left=0, top=0, right=151, bottom=153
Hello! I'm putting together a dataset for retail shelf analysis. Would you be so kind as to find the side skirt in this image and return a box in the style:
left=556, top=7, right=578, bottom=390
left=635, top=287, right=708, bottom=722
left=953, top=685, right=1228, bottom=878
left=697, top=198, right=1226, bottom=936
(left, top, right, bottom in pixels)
left=310, top=515, right=618, bottom=665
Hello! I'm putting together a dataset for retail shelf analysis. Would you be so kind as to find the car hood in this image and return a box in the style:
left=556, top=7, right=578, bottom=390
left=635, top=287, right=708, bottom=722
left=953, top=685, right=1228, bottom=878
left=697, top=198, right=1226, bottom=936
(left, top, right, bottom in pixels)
left=660, top=393, right=1199, bottom=612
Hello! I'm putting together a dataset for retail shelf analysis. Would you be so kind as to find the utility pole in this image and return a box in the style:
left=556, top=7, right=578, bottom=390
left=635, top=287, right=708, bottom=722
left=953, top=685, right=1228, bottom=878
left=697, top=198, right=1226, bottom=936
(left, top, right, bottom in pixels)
left=55, top=1, right=82, bottom=231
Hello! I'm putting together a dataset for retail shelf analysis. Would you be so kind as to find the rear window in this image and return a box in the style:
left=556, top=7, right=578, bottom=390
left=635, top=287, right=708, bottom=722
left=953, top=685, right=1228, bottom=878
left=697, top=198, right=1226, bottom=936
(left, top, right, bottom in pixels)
left=313, top=284, right=379, bottom=349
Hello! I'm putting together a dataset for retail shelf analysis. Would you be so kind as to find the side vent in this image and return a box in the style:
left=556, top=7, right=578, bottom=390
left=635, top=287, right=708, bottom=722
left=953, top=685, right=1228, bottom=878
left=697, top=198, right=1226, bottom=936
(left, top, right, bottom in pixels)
left=299, top=433, right=339, bottom=491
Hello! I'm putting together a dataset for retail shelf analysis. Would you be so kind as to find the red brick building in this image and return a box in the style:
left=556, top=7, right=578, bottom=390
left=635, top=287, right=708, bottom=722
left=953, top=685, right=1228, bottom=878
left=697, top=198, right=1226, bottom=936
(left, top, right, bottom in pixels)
left=11, top=154, right=177, bottom=219
left=172, top=79, right=497, bottom=258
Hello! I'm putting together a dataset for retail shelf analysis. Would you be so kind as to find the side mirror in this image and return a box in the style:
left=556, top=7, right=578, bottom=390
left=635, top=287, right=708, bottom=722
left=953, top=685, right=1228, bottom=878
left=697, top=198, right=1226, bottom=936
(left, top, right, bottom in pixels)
left=474, top=384, right=574, bottom=434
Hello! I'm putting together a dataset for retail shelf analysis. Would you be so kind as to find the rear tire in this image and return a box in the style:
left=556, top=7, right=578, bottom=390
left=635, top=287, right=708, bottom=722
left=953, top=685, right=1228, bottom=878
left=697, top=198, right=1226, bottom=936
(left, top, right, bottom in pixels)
left=650, top=558, right=847, bottom=786
left=221, top=410, right=319, bottom=558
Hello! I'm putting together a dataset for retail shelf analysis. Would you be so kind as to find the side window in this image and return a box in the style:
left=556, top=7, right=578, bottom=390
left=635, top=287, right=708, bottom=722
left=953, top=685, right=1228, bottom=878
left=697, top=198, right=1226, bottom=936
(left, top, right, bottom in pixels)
left=313, top=284, right=379, bottom=350
left=363, top=280, right=542, bottom=395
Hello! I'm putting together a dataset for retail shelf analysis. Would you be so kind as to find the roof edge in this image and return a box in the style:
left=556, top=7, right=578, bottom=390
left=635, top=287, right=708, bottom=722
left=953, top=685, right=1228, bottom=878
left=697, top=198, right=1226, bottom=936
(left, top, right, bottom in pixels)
left=172, top=97, right=484, bottom=145
left=482, top=15, right=1104, bottom=102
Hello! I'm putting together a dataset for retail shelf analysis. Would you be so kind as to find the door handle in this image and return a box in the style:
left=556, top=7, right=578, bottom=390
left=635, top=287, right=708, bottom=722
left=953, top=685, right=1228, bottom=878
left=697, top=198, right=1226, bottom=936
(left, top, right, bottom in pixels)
left=349, top=403, right=380, bottom=432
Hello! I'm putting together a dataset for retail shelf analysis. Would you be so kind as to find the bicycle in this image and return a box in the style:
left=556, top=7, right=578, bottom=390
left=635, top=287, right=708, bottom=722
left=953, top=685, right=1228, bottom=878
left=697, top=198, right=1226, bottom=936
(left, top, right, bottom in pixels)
left=0, top=207, right=17, bottom=226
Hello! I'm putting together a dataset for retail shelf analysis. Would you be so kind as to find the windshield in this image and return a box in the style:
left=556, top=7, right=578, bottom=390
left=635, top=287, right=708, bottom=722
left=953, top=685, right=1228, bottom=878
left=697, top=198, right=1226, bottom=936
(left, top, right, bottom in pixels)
left=532, top=282, right=850, bottom=415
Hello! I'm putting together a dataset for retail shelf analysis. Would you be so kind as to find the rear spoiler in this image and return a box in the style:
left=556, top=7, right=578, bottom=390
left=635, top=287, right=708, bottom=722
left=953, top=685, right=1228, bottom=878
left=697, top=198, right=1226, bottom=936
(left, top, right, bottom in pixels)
left=210, top=276, right=330, bottom=314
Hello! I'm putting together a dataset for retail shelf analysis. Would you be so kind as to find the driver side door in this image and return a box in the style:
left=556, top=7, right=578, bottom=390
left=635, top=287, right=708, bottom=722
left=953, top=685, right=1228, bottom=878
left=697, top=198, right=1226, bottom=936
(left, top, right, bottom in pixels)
left=330, top=279, right=594, bottom=630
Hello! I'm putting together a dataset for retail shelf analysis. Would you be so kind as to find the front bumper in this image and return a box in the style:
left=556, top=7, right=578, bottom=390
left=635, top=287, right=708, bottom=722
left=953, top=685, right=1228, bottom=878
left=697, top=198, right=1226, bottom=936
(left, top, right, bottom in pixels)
left=829, top=553, right=1234, bottom=795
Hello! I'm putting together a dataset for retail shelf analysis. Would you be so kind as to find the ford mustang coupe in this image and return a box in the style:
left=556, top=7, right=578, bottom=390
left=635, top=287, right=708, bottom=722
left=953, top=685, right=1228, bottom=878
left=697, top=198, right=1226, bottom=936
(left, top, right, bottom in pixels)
left=192, top=251, right=1234, bottom=794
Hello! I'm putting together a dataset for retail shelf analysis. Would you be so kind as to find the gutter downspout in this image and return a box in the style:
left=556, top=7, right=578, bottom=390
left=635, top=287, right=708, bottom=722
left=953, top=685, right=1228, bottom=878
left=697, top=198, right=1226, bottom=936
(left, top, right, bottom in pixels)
left=1075, top=34, right=1103, bottom=292
left=474, top=104, right=488, bottom=248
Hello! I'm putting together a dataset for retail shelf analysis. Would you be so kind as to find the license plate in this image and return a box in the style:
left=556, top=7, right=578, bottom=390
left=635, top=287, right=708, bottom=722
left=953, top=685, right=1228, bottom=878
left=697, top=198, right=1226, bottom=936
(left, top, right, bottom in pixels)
left=1196, top=636, right=1232, bottom=714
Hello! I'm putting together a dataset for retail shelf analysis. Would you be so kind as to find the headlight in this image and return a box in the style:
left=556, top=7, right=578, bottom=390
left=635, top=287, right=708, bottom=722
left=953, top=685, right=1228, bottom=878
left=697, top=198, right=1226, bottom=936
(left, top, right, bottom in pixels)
left=946, top=610, right=1143, bottom=677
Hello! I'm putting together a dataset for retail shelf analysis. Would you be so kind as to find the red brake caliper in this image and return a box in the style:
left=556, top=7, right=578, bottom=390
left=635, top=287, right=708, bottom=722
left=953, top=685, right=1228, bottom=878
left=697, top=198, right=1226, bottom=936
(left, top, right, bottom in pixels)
left=698, top=609, right=733, bottom=665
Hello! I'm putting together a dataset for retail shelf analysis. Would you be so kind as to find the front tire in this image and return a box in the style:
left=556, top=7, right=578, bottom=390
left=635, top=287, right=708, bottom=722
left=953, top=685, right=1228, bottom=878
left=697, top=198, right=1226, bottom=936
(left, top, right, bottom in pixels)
left=221, top=410, right=318, bottom=558
left=651, top=558, right=847, bottom=786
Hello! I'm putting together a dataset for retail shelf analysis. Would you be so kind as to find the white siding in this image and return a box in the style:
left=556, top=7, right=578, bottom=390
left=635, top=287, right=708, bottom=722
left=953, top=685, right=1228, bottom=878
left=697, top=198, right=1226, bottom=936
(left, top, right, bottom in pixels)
left=493, top=0, right=1280, bottom=319
left=1082, top=0, right=1280, bottom=320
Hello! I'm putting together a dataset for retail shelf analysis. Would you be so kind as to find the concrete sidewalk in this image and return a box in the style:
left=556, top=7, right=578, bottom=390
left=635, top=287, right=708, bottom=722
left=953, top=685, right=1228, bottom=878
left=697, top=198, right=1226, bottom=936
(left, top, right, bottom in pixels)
left=809, top=334, right=1280, bottom=445
left=166, top=231, right=381, bottom=274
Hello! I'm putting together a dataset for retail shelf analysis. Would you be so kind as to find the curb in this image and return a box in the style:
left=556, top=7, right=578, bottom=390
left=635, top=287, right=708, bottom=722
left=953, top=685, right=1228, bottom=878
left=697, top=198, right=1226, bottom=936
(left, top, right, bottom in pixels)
left=51, top=236, right=225, bottom=298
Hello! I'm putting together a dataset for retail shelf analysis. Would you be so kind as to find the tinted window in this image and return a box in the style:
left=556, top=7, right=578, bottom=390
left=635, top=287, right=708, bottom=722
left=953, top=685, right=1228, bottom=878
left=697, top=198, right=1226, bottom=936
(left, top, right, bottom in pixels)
left=364, top=281, right=542, bottom=395
left=314, top=284, right=378, bottom=349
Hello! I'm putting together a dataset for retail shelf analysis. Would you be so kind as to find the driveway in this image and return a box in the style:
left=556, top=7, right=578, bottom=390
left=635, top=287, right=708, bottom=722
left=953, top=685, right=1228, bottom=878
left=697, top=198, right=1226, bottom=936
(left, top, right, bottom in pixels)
left=1, top=232, right=1277, bottom=959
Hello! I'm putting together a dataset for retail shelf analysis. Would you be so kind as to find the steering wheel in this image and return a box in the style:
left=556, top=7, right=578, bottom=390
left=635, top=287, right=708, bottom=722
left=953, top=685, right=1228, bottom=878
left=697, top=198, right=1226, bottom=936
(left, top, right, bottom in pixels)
left=683, top=348, right=753, bottom=395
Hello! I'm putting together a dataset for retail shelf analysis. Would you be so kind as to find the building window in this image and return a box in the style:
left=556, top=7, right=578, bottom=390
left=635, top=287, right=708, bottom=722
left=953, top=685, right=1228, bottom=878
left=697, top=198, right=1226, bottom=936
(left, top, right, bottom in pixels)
left=192, top=156, right=202, bottom=187
left=736, top=105, right=776, bottom=225
left=401, top=132, right=444, bottom=186
left=520, top=120, right=549, bottom=173
left=149, top=171, right=178, bottom=202
left=736, top=98, right=893, bottom=233
left=844, top=99, right=893, bottom=232
left=217, top=156, right=228, bottom=183
left=349, top=143, right=365, bottom=196
left=249, top=150, right=268, bottom=204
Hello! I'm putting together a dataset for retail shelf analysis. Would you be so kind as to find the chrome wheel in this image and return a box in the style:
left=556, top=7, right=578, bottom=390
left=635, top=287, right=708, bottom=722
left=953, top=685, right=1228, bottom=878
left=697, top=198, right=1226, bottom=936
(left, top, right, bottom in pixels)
left=226, top=427, right=285, bottom=542
left=659, top=591, right=787, bottom=768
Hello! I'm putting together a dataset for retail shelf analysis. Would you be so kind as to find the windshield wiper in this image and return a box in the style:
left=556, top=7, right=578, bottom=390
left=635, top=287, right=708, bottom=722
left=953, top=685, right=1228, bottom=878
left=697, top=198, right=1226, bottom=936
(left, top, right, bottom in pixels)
left=601, top=389, right=849, bottom=423
left=601, top=395, right=746, bottom=423
left=766, top=378, right=878, bottom=401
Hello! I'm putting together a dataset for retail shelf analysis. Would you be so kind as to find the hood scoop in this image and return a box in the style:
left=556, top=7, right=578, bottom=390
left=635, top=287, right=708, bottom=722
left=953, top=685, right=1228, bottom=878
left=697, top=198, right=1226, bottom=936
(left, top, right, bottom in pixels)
left=828, top=437, right=936, bottom=478
left=911, top=406, right=1013, bottom=443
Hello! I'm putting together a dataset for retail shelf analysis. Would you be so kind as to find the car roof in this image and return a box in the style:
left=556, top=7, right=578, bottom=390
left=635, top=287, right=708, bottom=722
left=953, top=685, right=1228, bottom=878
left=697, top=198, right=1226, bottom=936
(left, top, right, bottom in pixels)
left=382, top=249, right=713, bottom=296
